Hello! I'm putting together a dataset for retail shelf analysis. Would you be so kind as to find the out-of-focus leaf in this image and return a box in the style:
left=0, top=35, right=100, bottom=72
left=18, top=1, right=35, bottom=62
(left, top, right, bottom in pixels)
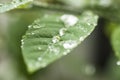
left=64, top=0, right=120, bottom=22
left=21, top=11, right=98, bottom=73
left=0, top=0, right=33, bottom=13
left=111, top=26, right=120, bottom=59
left=104, top=22, right=119, bottom=38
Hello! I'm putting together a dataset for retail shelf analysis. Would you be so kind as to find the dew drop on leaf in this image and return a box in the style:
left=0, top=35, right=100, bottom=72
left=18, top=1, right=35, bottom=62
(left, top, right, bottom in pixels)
left=38, top=47, right=42, bottom=50
left=21, top=39, right=24, bottom=45
left=79, top=37, right=84, bottom=41
left=60, top=14, right=78, bottom=26
left=63, top=40, right=77, bottom=49
left=31, top=32, right=35, bottom=35
left=59, top=28, right=67, bottom=36
left=52, top=36, right=60, bottom=43
left=38, top=57, right=42, bottom=61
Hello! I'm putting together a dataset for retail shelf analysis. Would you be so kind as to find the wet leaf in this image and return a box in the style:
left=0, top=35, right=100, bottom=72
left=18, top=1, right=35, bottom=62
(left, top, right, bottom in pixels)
left=21, top=11, right=98, bottom=73
left=0, top=0, right=33, bottom=13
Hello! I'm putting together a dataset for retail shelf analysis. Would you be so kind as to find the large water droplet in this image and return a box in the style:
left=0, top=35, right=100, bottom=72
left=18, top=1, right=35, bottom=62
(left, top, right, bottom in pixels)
left=61, top=14, right=78, bottom=26
left=52, top=36, right=60, bottom=43
left=59, top=28, right=67, bottom=36
left=63, top=40, right=77, bottom=49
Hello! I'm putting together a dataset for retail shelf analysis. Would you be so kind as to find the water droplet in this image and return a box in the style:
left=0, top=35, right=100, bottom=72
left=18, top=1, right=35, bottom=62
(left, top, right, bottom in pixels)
left=31, top=32, right=35, bottom=35
left=52, top=36, right=60, bottom=43
left=61, top=14, right=78, bottom=26
left=28, top=25, right=32, bottom=28
left=38, top=47, right=42, bottom=50
left=63, top=50, right=70, bottom=55
left=49, top=45, right=60, bottom=55
left=33, top=25, right=40, bottom=29
left=87, top=23, right=91, bottom=26
left=38, top=57, right=42, bottom=61
left=79, top=37, right=84, bottom=41
left=21, top=39, right=23, bottom=42
left=40, top=63, right=47, bottom=67
left=21, top=39, right=24, bottom=45
left=63, top=40, right=77, bottom=49
left=84, top=64, right=96, bottom=75
left=116, top=61, right=120, bottom=65
left=21, top=45, right=23, bottom=48
left=59, top=28, right=67, bottom=36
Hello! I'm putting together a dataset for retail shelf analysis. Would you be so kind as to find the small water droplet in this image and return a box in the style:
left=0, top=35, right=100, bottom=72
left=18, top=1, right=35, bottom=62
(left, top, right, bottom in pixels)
left=38, top=47, right=42, bottom=50
left=87, top=23, right=91, bottom=26
left=59, top=28, right=67, bottom=36
left=61, top=14, right=78, bottom=26
left=63, top=52, right=67, bottom=55
left=28, top=25, right=32, bottom=28
left=33, top=25, right=40, bottom=29
left=116, top=61, right=120, bottom=65
left=52, top=36, right=60, bottom=43
left=63, top=40, right=77, bottom=49
left=38, top=57, right=42, bottom=61
left=63, top=50, right=69, bottom=55
left=49, top=45, right=60, bottom=55
left=40, top=63, right=47, bottom=67
left=31, top=32, right=35, bottom=35
left=79, top=37, right=84, bottom=41
left=21, top=39, right=24, bottom=45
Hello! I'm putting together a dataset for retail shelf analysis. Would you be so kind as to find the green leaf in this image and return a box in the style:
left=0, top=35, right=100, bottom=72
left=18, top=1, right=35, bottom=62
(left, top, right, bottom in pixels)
left=111, top=26, right=120, bottom=60
left=0, top=0, right=33, bottom=13
left=21, top=11, right=98, bottom=73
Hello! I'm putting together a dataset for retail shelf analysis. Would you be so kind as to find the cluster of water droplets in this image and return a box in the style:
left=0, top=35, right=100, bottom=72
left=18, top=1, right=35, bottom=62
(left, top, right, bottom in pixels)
left=52, top=36, right=60, bottom=43
left=21, top=39, right=24, bottom=48
left=48, top=45, right=60, bottom=55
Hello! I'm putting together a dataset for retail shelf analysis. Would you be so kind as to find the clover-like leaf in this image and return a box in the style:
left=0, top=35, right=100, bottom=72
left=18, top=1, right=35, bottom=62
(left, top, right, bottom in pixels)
left=21, top=11, right=98, bottom=73
left=0, top=0, right=33, bottom=13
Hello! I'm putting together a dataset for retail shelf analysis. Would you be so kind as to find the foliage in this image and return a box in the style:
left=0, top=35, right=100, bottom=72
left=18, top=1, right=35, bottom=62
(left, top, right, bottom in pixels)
left=0, top=0, right=120, bottom=80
